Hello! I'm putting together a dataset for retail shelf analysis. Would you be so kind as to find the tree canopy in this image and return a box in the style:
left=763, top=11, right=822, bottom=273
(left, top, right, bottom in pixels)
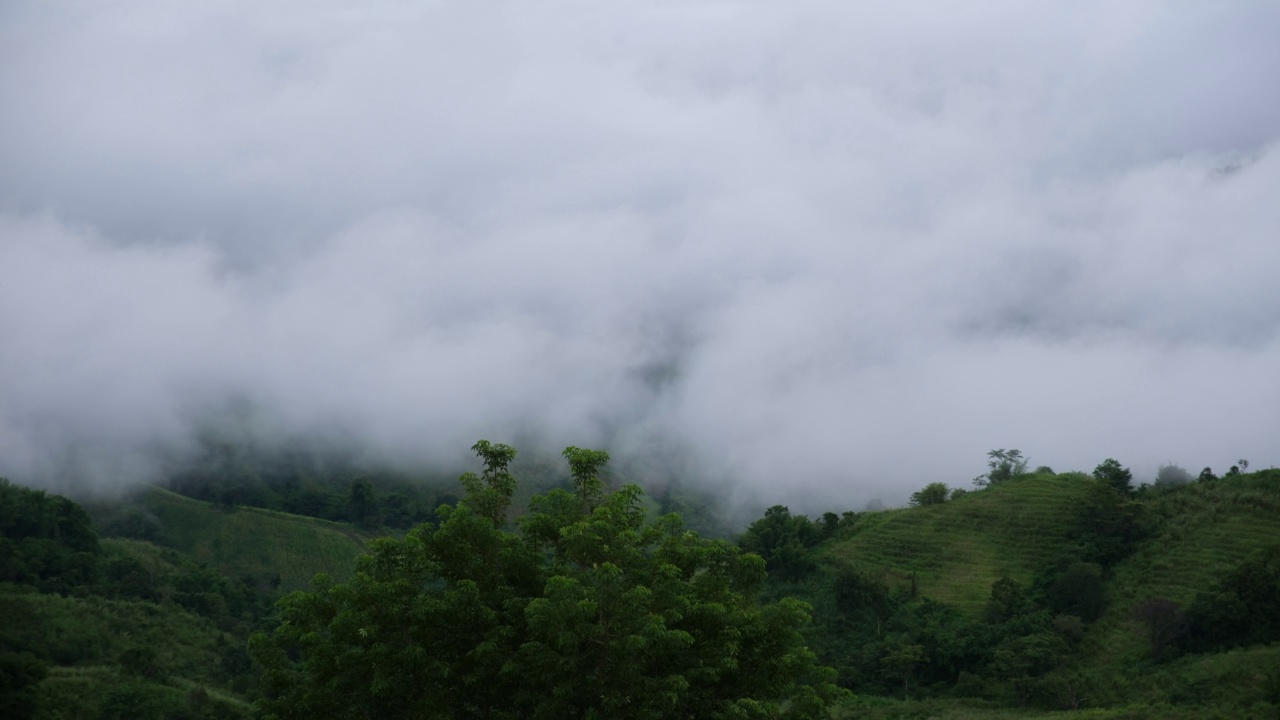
left=1092, top=458, right=1133, bottom=496
left=972, top=449, right=1029, bottom=488
left=909, top=482, right=949, bottom=506
left=251, top=441, right=843, bottom=719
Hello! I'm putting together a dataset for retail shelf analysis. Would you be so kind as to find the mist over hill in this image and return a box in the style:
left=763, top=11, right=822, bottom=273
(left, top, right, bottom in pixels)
left=2, top=2, right=1279, bottom=506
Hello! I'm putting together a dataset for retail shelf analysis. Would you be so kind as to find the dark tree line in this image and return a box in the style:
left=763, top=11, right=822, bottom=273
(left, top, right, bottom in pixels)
left=163, top=437, right=459, bottom=530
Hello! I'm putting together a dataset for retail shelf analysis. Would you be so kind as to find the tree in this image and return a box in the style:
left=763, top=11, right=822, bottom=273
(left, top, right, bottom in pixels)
left=879, top=637, right=925, bottom=700
left=0, top=651, right=47, bottom=720
left=252, top=441, right=844, bottom=719
left=346, top=477, right=380, bottom=528
left=739, top=506, right=820, bottom=581
left=1198, top=467, right=1218, bottom=483
left=1044, top=562, right=1105, bottom=621
left=832, top=568, right=894, bottom=636
left=973, top=449, right=1028, bottom=488
left=1184, top=545, right=1280, bottom=651
left=1132, top=598, right=1186, bottom=661
left=992, top=632, right=1067, bottom=705
left=909, top=482, right=949, bottom=506
left=1092, top=459, right=1133, bottom=496
left=1155, top=463, right=1193, bottom=487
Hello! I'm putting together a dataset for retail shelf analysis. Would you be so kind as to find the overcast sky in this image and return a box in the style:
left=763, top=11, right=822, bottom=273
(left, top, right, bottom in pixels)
left=2, top=1, right=1278, bottom=509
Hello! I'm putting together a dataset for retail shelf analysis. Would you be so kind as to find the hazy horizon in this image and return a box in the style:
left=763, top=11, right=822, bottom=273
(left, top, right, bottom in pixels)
left=2, top=1, right=1278, bottom=510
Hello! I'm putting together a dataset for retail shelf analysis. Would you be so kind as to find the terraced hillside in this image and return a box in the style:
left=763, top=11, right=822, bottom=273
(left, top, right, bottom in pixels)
left=1081, top=470, right=1280, bottom=666
left=825, top=473, right=1103, bottom=615
left=136, top=485, right=373, bottom=590
left=804, top=469, right=1280, bottom=716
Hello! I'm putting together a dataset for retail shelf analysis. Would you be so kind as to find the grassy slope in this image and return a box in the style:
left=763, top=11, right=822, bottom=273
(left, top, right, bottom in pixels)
left=825, top=473, right=1098, bottom=616
left=137, top=485, right=372, bottom=591
left=1083, top=472, right=1280, bottom=663
left=1066, top=471, right=1280, bottom=710
left=819, top=470, right=1280, bottom=716
left=36, top=666, right=255, bottom=720
left=2, top=582, right=255, bottom=719
left=10, top=488, right=375, bottom=718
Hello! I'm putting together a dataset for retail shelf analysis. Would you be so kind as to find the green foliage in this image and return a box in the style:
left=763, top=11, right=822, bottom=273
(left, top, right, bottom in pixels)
left=161, top=431, right=459, bottom=530
left=826, top=473, right=1108, bottom=615
left=8, top=448, right=1280, bottom=718
left=878, top=638, right=925, bottom=699
left=127, top=486, right=370, bottom=591
left=562, top=445, right=610, bottom=511
left=457, top=439, right=518, bottom=525
left=833, top=568, right=895, bottom=634
left=1131, top=598, right=1187, bottom=661
left=33, top=667, right=254, bottom=720
left=1065, top=479, right=1144, bottom=568
left=1182, top=545, right=1280, bottom=652
left=1041, top=561, right=1105, bottom=621
left=0, top=478, right=295, bottom=717
left=1093, top=458, right=1133, bottom=496
left=253, top=441, right=845, bottom=719
left=972, top=450, right=1029, bottom=489
left=751, top=465, right=1280, bottom=712
left=0, top=478, right=100, bottom=593
left=345, top=477, right=379, bottom=528
left=909, top=483, right=949, bottom=507
left=0, top=651, right=47, bottom=720
left=738, top=505, right=831, bottom=581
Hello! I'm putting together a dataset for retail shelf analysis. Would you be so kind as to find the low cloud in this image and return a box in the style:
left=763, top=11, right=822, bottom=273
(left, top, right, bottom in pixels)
left=2, top=1, right=1278, bottom=509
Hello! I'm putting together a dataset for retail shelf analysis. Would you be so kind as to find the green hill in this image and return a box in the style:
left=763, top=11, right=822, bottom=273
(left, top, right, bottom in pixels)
left=1085, top=471, right=1280, bottom=653
left=134, top=485, right=372, bottom=591
left=825, top=472, right=1103, bottom=616
left=2, top=587, right=255, bottom=718
left=777, top=468, right=1280, bottom=717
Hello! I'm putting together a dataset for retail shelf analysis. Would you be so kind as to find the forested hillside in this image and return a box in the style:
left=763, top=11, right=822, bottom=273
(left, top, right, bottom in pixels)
left=2, top=478, right=371, bottom=719
left=740, top=461, right=1280, bottom=718
left=4, top=451, right=1280, bottom=718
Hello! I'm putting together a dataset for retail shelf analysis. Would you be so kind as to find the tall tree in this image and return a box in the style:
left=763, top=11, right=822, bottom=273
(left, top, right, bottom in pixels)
left=1092, top=458, right=1133, bottom=496
left=346, top=477, right=380, bottom=528
left=909, top=482, right=949, bottom=506
left=253, top=442, right=844, bottom=719
left=1132, top=598, right=1186, bottom=661
left=973, top=449, right=1029, bottom=488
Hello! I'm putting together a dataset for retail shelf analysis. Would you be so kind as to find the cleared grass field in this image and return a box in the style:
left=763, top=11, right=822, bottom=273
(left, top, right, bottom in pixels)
left=825, top=474, right=1101, bottom=616
left=136, top=485, right=373, bottom=590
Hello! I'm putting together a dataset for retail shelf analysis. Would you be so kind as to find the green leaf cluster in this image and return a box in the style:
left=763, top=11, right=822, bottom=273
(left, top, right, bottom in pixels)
left=252, top=441, right=845, bottom=719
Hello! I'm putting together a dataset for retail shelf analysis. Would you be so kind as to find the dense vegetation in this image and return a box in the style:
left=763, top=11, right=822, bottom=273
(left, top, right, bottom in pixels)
left=4, top=447, right=1280, bottom=718
left=156, top=430, right=730, bottom=538
left=252, top=441, right=844, bottom=719
left=739, top=459, right=1280, bottom=718
left=1, top=477, right=372, bottom=719
left=158, top=432, right=459, bottom=530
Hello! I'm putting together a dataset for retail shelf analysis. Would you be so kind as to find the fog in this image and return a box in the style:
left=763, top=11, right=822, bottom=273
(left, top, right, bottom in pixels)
left=2, top=1, right=1278, bottom=509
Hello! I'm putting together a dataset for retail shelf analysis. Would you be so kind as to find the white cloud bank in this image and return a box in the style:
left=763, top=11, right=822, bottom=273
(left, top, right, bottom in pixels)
left=2, top=1, right=1278, bottom=507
